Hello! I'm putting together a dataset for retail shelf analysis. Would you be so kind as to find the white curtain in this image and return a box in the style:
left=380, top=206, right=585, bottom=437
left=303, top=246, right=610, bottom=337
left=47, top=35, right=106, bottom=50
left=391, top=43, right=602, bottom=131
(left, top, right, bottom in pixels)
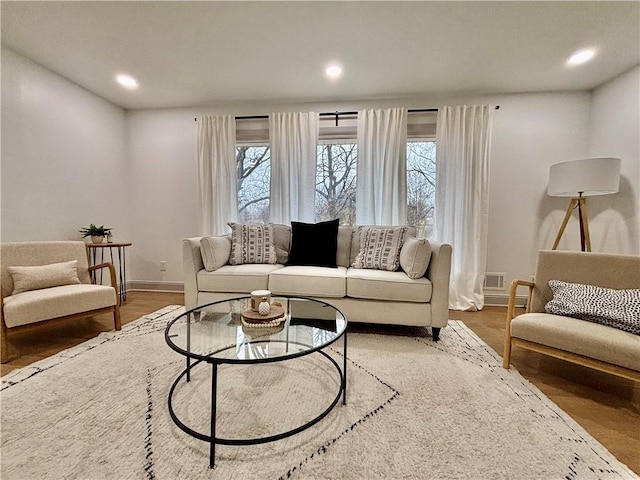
left=197, top=115, right=237, bottom=235
left=356, top=108, right=408, bottom=225
left=435, top=105, right=494, bottom=311
left=269, top=112, right=319, bottom=224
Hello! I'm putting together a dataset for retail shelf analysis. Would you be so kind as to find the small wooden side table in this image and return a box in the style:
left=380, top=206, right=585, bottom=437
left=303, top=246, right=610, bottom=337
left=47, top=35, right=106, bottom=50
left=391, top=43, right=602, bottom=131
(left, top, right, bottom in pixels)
left=87, top=242, right=132, bottom=304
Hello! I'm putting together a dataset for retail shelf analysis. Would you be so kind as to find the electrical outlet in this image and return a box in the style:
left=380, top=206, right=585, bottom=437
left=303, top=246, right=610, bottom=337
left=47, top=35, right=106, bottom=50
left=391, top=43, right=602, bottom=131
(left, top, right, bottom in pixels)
left=160, top=261, right=167, bottom=272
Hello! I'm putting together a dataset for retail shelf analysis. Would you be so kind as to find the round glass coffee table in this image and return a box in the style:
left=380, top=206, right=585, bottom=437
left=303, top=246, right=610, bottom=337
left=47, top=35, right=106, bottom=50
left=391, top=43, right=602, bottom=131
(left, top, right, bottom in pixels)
left=165, top=296, right=347, bottom=469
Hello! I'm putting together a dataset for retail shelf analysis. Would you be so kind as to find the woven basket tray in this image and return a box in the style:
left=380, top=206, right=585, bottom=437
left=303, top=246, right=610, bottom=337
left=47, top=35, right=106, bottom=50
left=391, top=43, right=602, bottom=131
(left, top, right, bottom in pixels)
left=241, top=304, right=285, bottom=325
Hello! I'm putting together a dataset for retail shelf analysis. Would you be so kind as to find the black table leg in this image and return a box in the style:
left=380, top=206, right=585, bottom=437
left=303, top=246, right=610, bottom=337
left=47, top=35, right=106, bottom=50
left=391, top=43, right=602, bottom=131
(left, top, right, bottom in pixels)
left=210, top=362, right=218, bottom=469
left=343, top=331, right=348, bottom=405
left=186, top=317, right=191, bottom=382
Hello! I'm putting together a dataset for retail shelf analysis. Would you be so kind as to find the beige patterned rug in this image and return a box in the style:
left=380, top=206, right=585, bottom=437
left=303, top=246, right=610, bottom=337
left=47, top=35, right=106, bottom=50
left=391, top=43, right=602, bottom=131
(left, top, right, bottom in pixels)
left=1, top=306, right=636, bottom=479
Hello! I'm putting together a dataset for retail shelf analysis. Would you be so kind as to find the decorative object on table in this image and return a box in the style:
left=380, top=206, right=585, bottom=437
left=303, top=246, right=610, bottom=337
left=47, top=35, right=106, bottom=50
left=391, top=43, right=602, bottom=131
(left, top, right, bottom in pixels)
left=258, top=297, right=271, bottom=316
left=106, top=233, right=113, bottom=243
left=250, top=289, right=271, bottom=311
left=547, top=157, right=620, bottom=252
left=241, top=302, right=286, bottom=337
left=79, top=224, right=113, bottom=244
left=241, top=302, right=285, bottom=328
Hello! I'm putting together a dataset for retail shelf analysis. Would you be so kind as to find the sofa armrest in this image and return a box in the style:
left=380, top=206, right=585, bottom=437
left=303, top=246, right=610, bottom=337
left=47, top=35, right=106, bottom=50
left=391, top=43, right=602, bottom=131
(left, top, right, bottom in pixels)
left=426, top=241, right=452, bottom=327
left=183, top=237, right=204, bottom=311
left=502, top=279, right=535, bottom=368
left=507, top=279, right=535, bottom=322
left=88, top=262, right=119, bottom=305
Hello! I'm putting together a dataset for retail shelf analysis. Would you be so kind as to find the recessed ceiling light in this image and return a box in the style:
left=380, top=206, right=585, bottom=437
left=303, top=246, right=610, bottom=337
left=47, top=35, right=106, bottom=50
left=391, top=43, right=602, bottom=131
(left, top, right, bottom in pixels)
left=567, top=48, right=596, bottom=66
left=325, top=65, right=343, bottom=78
left=116, top=73, right=139, bottom=89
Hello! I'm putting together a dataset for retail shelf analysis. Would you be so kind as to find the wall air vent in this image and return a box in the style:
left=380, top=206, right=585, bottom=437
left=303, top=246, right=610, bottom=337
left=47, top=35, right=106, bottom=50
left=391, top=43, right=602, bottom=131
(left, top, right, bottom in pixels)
left=483, top=272, right=506, bottom=290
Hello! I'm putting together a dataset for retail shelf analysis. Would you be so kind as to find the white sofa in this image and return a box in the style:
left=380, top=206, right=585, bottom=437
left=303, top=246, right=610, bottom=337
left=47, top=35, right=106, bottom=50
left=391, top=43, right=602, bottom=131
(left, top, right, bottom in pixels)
left=183, top=225, right=452, bottom=340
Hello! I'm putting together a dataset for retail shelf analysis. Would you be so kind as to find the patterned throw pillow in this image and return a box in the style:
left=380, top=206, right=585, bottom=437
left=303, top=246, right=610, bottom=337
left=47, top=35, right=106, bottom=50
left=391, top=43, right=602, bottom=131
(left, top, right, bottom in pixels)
left=227, top=223, right=277, bottom=265
left=545, top=280, right=640, bottom=335
left=352, top=226, right=408, bottom=271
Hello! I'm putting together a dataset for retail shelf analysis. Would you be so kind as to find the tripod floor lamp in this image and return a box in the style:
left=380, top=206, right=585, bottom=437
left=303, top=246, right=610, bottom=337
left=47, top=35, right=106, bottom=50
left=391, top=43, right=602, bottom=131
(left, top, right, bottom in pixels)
left=548, top=157, right=621, bottom=252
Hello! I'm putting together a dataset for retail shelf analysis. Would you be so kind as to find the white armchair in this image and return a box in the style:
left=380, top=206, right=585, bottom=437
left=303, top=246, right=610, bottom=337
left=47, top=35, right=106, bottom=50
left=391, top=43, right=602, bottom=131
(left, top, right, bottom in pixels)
left=1, top=241, right=121, bottom=363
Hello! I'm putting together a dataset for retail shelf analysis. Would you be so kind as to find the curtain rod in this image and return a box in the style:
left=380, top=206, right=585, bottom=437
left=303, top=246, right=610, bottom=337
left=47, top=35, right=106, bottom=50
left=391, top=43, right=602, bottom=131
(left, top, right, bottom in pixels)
left=194, top=106, right=500, bottom=122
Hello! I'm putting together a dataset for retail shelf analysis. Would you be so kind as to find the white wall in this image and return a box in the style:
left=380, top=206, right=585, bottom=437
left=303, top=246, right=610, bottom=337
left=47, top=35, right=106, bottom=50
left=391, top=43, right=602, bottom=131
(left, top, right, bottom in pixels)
left=127, top=109, right=199, bottom=286
left=1, top=47, right=129, bottom=243
left=587, top=66, right=640, bottom=255
left=126, top=92, right=593, bottom=295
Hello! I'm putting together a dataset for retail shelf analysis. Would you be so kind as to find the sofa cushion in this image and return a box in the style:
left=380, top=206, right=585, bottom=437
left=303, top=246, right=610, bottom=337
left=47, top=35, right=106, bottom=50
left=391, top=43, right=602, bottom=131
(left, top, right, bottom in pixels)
left=399, top=237, right=432, bottom=279
left=287, top=219, right=339, bottom=268
left=545, top=280, right=640, bottom=335
left=510, top=312, right=640, bottom=372
left=347, top=268, right=432, bottom=303
left=2, top=284, right=116, bottom=328
left=197, top=264, right=284, bottom=293
left=9, top=260, right=81, bottom=295
left=269, top=266, right=347, bottom=298
left=228, top=222, right=277, bottom=265
left=200, top=237, right=231, bottom=271
left=352, top=226, right=408, bottom=271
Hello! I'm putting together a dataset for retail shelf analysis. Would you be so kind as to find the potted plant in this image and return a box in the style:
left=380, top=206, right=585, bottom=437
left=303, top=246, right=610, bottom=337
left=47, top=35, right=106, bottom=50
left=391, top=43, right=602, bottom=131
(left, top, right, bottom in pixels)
left=79, top=224, right=112, bottom=244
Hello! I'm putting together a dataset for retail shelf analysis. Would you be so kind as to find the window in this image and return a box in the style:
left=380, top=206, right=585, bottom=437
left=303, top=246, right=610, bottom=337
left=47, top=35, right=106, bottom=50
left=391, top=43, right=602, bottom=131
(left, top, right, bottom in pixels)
left=233, top=111, right=436, bottom=231
left=236, top=145, right=270, bottom=223
left=407, top=141, right=436, bottom=238
left=315, top=142, right=357, bottom=224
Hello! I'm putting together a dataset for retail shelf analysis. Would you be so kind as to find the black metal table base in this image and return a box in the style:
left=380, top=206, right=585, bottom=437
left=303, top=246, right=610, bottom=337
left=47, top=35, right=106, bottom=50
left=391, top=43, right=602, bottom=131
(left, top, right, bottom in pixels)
left=167, top=336, right=347, bottom=469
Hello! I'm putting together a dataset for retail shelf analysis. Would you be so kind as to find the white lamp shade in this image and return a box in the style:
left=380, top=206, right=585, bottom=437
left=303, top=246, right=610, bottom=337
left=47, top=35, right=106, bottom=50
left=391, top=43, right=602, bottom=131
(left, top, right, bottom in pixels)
left=548, top=157, right=621, bottom=197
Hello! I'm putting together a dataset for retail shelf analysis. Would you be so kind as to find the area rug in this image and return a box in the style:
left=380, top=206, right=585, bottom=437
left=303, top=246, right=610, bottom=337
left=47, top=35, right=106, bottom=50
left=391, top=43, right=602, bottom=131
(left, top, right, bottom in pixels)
left=1, top=306, right=636, bottom=480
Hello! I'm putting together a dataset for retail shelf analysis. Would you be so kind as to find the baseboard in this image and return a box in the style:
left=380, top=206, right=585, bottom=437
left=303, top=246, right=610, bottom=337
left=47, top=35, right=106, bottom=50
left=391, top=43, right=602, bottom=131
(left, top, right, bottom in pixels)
left=127, top=280, right=184, bottom=293
left=484, top=293, right=527, bottom=308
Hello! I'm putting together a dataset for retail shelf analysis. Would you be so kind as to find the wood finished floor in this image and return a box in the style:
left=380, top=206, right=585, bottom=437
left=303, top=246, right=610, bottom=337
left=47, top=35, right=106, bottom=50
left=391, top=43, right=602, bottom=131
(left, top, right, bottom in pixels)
left=1, top=292, right=638, bottom=474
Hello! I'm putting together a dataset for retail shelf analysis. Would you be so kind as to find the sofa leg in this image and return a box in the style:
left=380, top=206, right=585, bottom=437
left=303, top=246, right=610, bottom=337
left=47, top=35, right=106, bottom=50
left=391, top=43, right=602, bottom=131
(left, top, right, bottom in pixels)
left=432, top=327, right=440, bottom=342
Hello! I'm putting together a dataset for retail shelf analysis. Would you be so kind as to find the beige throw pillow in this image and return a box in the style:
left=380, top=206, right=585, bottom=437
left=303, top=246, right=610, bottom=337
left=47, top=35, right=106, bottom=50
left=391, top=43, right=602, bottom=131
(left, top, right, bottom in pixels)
left=9, top=260, right=81, bottom=295
left=227, top=222, right=277, bottom=265
left=200, top=236, right=231, bottom=271
left=352, top=226, right=408, bottom=271
left=399, top=237, right=432, bottom=279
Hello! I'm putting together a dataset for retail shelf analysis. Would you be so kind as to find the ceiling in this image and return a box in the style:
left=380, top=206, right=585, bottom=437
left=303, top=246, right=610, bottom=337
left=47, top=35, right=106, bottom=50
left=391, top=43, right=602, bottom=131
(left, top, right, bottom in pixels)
left=2, top=1, right=639, bottom=110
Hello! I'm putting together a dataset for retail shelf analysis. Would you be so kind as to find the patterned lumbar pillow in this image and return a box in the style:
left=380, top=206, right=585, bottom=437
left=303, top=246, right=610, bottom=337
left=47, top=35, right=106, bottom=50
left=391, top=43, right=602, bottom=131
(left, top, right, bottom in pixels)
left=352, top=226, right=408, bottom=271
left=9, top=260, right=81, bottom=295
left=545, top=280, right=640, bottom=335
left=227, top=222, right=277, bottom=265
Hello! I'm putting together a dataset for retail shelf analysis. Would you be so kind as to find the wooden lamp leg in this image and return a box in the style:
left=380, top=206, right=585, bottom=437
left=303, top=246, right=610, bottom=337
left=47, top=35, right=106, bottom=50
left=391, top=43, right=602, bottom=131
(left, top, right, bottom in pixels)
left=552, top=198, right=578, bottom=250
left=578, top=196, right=591, bottom=252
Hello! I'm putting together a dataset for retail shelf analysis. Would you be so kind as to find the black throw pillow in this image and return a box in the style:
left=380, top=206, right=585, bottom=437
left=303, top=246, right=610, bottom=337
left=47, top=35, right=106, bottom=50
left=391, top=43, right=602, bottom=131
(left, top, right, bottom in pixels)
left=286, top=219, right=339, bottom=268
